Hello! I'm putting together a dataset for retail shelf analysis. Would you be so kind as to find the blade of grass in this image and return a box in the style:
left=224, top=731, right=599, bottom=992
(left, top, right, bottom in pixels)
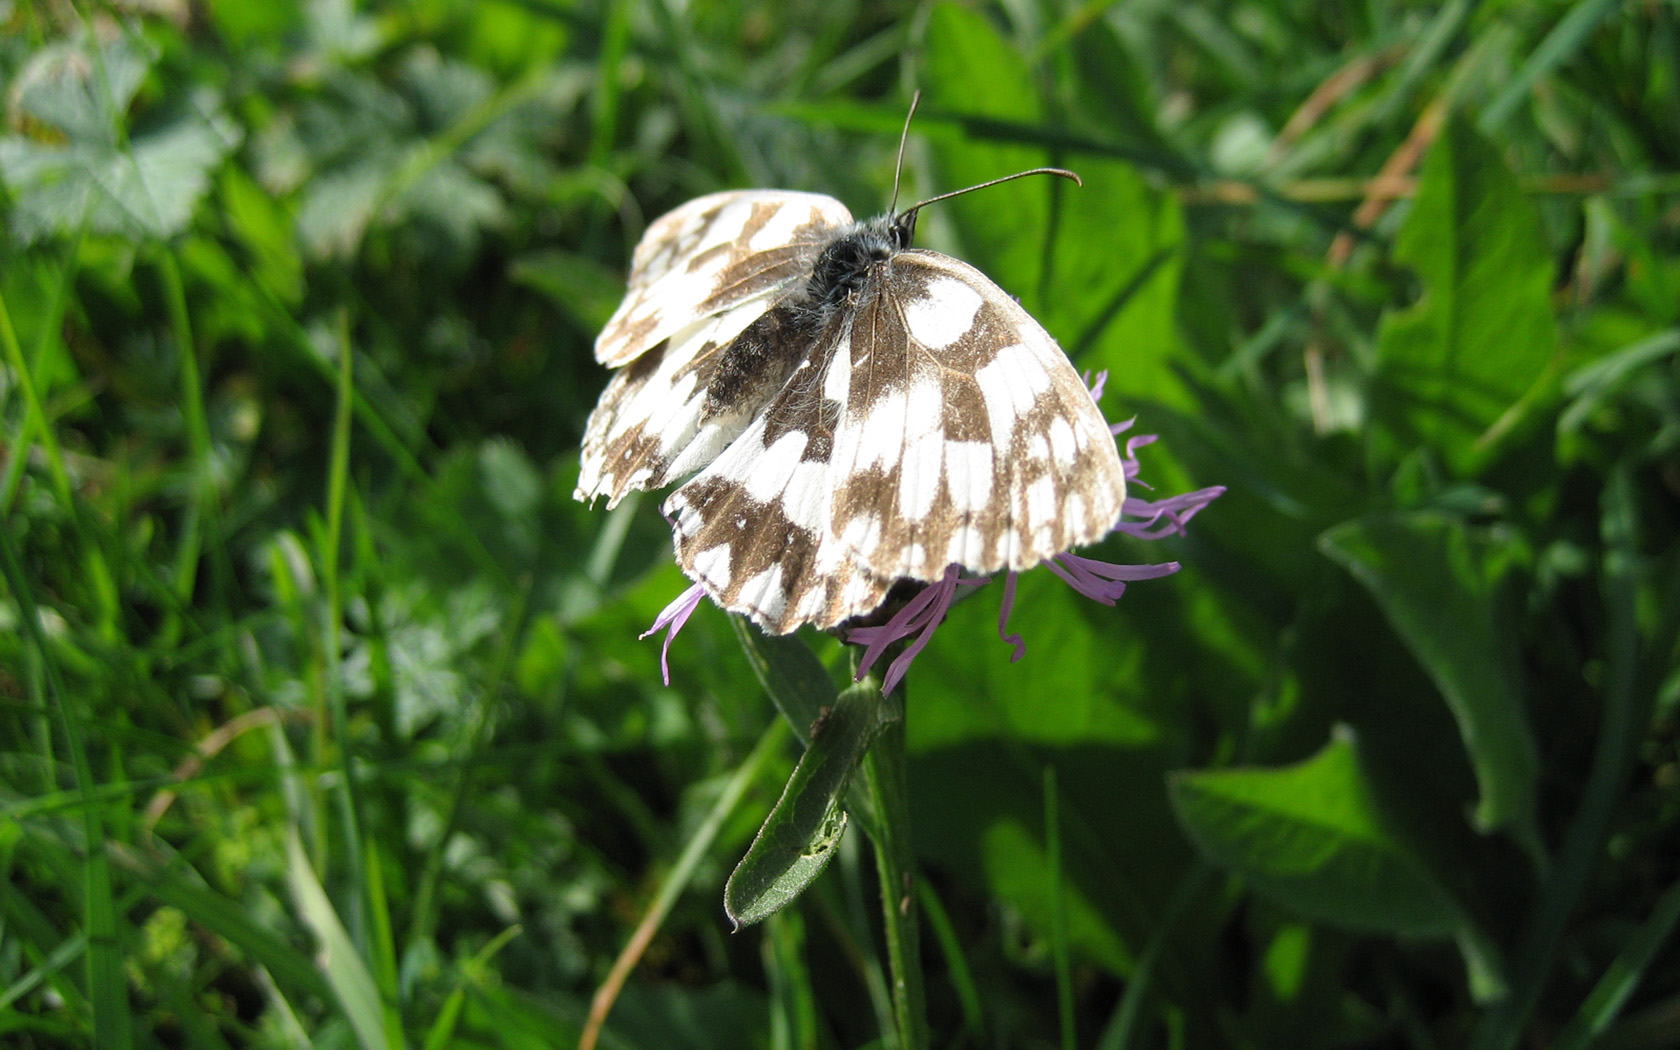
left=286, top=829, right=393, bottom=1050
left=239, top=274, right=510, bottom=590
left=764, top=910, right=819, bottom=1050
left=0, top=926, right=85, bottom=1014
left=831, top=824, right=899, bottom=1042
left=157, top=249, right=231, bottom=629
left=420, top=925, right=522, bottom=1050
left=1094, top=862, right=1216, bottom=1050
left=0, top=525, right=132, bottom=1049
left=361, top=835, right=405, bottom=1049
left=0, top=243, right=79, bottom=516
left=108, top=841, right=334, bottom=1010
left=409, top=579, right=534, bottom=944
left=1553, top=877, right=1680, bottom=1050
left=1047, top=765, right=1075, bottom=1050
left=589, top=0, right=633, bottom=172
left=1480, top=0, right=1628, bottom=132
left=317, top=306, right=367, bottom=896
left=578, top=717, right=793, bottom=1050
left=916, top=879, right=983, bottom=1037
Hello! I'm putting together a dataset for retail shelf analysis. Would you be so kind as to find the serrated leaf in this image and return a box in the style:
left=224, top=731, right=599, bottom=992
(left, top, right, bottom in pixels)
left=9, top=33, right=150, bottom=142
left=725, top=682, right=893, bottom=928
left=1170, top=730, right=1465, bottom=937
left=0, top=32, right=238, bottom=245
left=1373, top=115, right=1559, bottom=474
left=1319, top=513, right=1538, bottom=847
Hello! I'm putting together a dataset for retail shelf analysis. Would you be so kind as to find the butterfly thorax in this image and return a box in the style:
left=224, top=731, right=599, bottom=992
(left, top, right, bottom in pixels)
left=700, top=213, right=913, bottom=423
left=803, top=214, right=914, bottom=314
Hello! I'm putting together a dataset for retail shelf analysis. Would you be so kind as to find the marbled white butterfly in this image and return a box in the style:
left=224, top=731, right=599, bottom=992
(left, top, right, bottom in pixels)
left=575, top=108, right=1127, bottom=634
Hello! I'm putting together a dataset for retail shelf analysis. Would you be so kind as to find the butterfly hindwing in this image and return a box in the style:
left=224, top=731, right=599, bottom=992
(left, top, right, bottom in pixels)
left=825, top=251, right=1125, bottom=580
left=575, top=304, right=765, bottom=507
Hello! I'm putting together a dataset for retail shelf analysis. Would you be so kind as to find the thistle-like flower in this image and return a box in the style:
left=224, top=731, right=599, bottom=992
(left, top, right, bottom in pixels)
left=641, top=373, right=1223, bottom=694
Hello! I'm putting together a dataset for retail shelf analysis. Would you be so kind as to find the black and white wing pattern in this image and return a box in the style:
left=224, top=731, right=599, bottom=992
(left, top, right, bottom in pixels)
left=578, top=190, right=855, bottom=504
left=594, top=190, right=854, bottom=367
left=577, top=190, right=1127, bottom=635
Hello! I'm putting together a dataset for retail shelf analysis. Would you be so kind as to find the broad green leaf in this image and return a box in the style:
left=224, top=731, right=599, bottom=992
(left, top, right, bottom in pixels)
left=0, top=32, right=238, bottom=245
left=725, top=682, right=893, bottom=928
left=1320, top=513, right=1538, bottom=847
left=906, top=570, right=1196, bottom=976
left=917, top=2, right=1186, bottom=405
left=1170, top=730, right=1465, bottom=937
left=1373, top=115, right=1559, bottom=475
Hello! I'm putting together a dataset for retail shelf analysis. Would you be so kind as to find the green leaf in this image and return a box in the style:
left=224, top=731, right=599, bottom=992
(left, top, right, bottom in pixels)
left=728, top=618, right=837, bottom=738
left=0, top=31, right=238, bottom=245
left=1170, top=730, right=1466, bottom=938
left=1373, top=115, right=1559, bottom=474
left=724, top=682, right=894, bottom=928
left=917, top=3, right=1186, bottom=404
left=1319, top=513, right=1539, bottom=847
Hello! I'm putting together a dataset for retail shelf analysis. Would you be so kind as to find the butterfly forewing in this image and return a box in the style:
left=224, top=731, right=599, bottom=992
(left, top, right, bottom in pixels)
left=594, top=190, right=854, bottom=367
left=661, top=250, right=1126, bottom=633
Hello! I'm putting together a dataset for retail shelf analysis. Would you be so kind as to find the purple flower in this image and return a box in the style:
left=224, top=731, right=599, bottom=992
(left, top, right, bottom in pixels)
left=639, top=372, right=1224, bottom=693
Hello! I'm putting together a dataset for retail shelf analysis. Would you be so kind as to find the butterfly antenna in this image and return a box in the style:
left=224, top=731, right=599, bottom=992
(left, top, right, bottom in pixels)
left=888, top=91, right=921, bottom=216
left=900, top=167, right=1082, bottom=223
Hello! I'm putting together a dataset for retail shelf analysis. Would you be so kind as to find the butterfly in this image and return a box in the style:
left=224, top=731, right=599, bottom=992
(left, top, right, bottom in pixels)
left=574, top=119, right=1127, bottom=635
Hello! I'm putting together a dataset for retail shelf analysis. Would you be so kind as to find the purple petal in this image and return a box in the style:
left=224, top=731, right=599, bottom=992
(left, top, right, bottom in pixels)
left=996, top=571, right=1025, bottom=662
left=1119, top=432, right=1156, bottom=481
left=639, top=582, right=706, bottom=686
left=1045, top=552, right=1175, bottom=605
left=1084, top=369, right=1110, bottom=402
left=847, top=565, right=982, bottom=696
left=1115, top=485, right=1227, bottom=540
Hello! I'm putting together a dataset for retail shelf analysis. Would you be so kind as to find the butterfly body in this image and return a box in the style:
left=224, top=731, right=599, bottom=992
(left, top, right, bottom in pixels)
left=577, top=189, right=1125, bottom=634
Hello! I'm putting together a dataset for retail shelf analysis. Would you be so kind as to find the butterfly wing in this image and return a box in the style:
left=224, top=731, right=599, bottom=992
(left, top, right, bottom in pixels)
left=594, top=190, right=854, bottom=367
left=662, top=312, right=894, bottom=631
left=825, top=250, right=1126, bottom=580
left=579, top=190, right=853, bottom=506
left=662, top=249, right=1126, bottom=633
left=575, top=304, right=767, bottom=507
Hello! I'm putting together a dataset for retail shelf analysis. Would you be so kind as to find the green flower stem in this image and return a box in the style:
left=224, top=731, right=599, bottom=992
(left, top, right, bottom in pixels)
left=857, top=678, right=928, bottom=1050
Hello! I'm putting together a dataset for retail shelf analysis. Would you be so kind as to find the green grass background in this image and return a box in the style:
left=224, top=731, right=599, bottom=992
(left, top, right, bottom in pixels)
left=2, top=1, right=1677, bottom=1048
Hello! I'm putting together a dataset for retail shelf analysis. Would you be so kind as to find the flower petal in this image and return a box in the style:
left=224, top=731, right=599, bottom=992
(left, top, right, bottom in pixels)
left=639, top=582, right=706, bottom=686
left=996, top=571, right=1025, bottom=662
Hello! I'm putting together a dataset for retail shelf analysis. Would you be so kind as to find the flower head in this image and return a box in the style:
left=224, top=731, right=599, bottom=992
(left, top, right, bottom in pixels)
left=637, top=371, right=1223, bottom=694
